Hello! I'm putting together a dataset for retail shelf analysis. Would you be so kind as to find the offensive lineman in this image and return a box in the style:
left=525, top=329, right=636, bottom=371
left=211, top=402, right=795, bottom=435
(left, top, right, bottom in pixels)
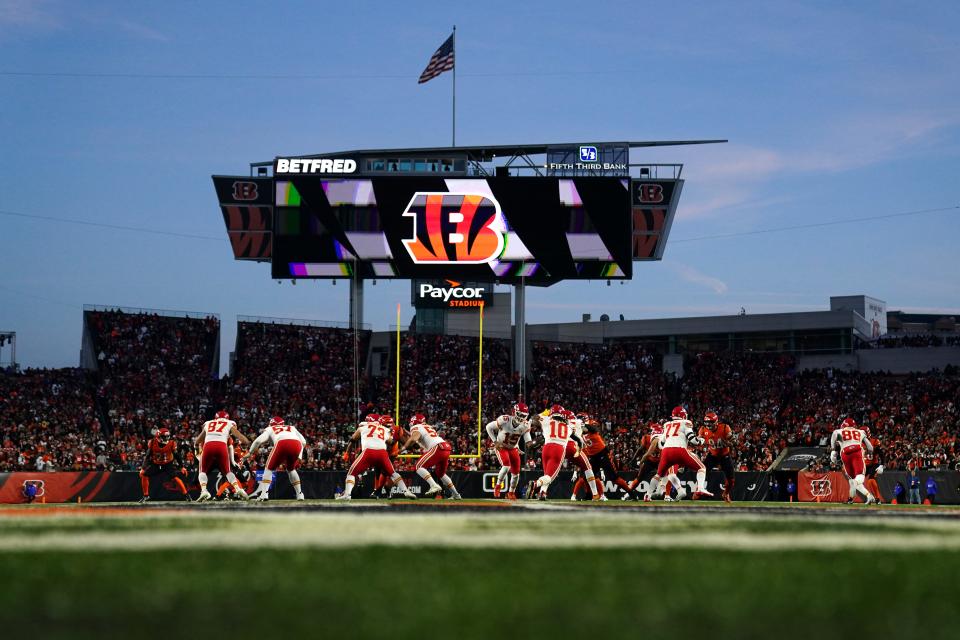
left=194, top=411, right=250, bottom=502
left=830, top=418, right=877, bottom=505
left=246, top=416, right=307, bottom=501
left=624, top=421, right=680, bottom=501
left=637, top=406, right=714, bottom=500
left=399, top=414, right=462, bottom=499
left=485, top=403, right=533, bottom=499
left=564, top=410, right=602, bottom=500
left=337, top=414, right=416, bottom=500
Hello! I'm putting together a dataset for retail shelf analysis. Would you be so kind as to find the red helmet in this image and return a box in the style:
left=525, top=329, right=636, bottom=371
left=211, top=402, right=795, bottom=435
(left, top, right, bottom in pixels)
left=269, top=416, right=285, bottom=427
left=409, top=413, right=426, bottom=427
left=671, top=406, right=687, bottom=420
left=563, top=409, right=576, bottom=421
left=364, top=413, right=380, bottom=423
left=156, top=427, right=170, bottom=442
left=380, top=415, right=395, bottom=426
left=704, top=411, right=719, bottom=424
left=215, top=410, right=230, bottom=419
left=513, top=402, right=529, bottom=420
left=841, top=417, right=857, bottom=429
left=550, top=404, right=566, bottom=419
left=862, top=425, right=872, bottom=437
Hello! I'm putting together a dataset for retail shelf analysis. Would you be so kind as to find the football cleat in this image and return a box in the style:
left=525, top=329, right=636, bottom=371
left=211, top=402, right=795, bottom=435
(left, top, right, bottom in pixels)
left=664, top=495, right=674, bottom=502
left=506, top=492, right=517, bottom=500
left=865, top=495, right=877, bottom=505
left=137, top=495, right=150, bottom=504
left=693, top=489, right=714, bottom=499
left=197, top=490, right=212, bottom=502
left=254, top=493, right=269, bottom=502
left=295, top=494, right=304, bottom=501
left=493, top=484, right=502, bottom=499
left=449, top=493, right=463, bottom=500
left=570, top=494, right=578, bottom=501
left=722, top=491, right=732, bottom=504
left=538, top=492, right=547, bottom=501
left=235, top=487, right=249, bottom=500
left=643, top=494, right=653, bottom=502
left=599, top=495, right=609, bottom=502
left=182, top=493, right=192, bottom=502
left=676, top=488, right=688, bottom=501
left=425, top=485, right=443, bottom=497
left=335, top=493, right=352, bottom=500
left=402, top=490, right=417, bottom=499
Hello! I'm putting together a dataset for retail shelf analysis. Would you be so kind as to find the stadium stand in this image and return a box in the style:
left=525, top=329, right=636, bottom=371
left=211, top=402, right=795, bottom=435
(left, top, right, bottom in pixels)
left=1, top=310, right=958, bottom=474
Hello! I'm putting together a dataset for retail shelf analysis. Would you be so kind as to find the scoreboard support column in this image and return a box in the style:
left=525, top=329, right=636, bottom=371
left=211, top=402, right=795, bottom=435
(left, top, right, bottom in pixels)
left=349, top=277, right=364, bottom=330
left=514, top=279, right=527, bottom=399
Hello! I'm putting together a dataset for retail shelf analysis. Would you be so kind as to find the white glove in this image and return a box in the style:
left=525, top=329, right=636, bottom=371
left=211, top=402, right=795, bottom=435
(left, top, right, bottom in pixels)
left=876, top=465, right=884, bottom=475
left=830, top=451, right=838, bottom=465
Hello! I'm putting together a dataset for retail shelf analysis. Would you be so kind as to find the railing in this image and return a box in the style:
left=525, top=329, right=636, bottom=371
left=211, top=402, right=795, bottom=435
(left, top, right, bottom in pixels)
left=83, top=304, right=219, bottom=321
left=238, top=315, right=372, bottom=331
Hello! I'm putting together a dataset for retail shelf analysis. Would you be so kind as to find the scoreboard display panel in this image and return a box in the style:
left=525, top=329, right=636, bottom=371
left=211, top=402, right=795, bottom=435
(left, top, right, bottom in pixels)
left=270, top=175, right=633, bottom=284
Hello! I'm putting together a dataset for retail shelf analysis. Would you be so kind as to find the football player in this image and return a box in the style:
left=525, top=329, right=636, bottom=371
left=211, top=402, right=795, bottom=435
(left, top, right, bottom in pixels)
left=371, top=415, right=404, bottom=498
left=533, top=405, right=570, bottom=500
left=194, top=411, right=250, bottom=502
left=862, top=426, right=884, bottom=503
left=698, top=411, right=736, bottom=503
left=625, top=421, right=680, bottom=501
left=572, top=413, right=635, bottom=500
left=637, top=406, right=713, bottom=500
left=246, top=416, right=307, bottom=501
left=399, top=414, right=462, bottom=499
left=485, top=402, right=533, bottom=499
left=139, top=427, right=190, bottom=503
left=830, top=418, right=877, bottom=504
left=564, top=410, right=601, bottom=500
left=337, top=415, right=416, bottom=500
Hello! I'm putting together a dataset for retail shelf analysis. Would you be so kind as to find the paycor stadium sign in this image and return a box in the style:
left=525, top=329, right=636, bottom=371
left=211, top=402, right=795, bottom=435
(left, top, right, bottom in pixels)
left=415, top=280, right=493, bottom=309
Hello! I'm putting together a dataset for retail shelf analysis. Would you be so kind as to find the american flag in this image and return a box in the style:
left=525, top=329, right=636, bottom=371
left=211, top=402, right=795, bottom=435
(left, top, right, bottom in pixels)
left=418, top=33, right=455, bottom=84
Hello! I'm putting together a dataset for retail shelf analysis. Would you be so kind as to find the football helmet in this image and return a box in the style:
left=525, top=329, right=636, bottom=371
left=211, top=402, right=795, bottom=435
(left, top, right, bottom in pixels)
left=215, top=410, right=230, bottom=419
left=704, top=411, right=719, bottom=425
left=513, top=402, right=529, bottom=420
left=380, top=415, right=395, bottom=426
left=840, top=417, right=857, bottom=429
left=549, top=404, right=566, bottom=419
left=409, top=413, right=426, bottom=427
left=364, top=413, right=380, bottom=423
left=671, top=406, right=687, bottom=420
left=156, top=427, right=170, bottom=443
left=563, top=409, right=576, bottom=421
left=269, top=416, right=285, bottom=428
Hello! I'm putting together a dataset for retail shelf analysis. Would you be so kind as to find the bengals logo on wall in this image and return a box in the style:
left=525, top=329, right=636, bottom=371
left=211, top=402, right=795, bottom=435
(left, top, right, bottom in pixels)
left=401, top=193, right=505, bottom=264
left=232, top=181, right=259, bottom=201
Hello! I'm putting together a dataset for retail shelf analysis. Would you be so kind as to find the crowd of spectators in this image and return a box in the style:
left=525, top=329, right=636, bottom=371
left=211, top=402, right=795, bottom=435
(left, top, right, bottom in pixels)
left=863, top=334, right=960, bottom=349
left=370, top=333, right=516, bottom=470
left=221, top=321, right=372, bottom=471
left=2, top=311, right=959, bottom=475
left=0, top=368, right=102, bottom=472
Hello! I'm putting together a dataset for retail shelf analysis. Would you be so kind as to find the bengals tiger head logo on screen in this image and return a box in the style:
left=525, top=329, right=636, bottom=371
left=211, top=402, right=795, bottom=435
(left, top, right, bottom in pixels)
left=401, top=193, right=505, bottom=264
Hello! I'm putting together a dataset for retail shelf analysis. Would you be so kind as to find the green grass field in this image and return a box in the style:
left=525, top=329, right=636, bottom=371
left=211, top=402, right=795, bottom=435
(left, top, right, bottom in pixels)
left=2, top=500, right=959, bottom=639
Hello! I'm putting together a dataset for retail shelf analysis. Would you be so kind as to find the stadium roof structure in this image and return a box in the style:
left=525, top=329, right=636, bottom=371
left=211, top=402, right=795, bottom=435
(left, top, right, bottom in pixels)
left=250, top=139, right=728, bottom=168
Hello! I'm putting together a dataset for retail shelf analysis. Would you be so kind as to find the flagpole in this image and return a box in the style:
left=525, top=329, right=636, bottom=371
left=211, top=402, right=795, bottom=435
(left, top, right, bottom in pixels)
left=452, top=25, right=456, bottom=147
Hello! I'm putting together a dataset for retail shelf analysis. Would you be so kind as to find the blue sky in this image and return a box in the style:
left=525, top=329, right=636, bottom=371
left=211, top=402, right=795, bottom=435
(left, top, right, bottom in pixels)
left=0, top=0, right=958, bottom=369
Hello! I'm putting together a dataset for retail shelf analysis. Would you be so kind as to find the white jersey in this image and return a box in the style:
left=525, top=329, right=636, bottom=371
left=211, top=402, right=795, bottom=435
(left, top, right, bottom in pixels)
left=568, top=418, right=584, bottom=444
left=831, top=427, right=870, bottom=452
left=659, top=419, right=696, bottom=449
left=410, top=424, right=445, bottom=451
left=202, top=418, right=236, bottom=445
left=252, top=423, right=306, bottom=448
left=540, top=417, right=571, bottom=447
left=485, top=415, right=532, bottom=449
left=358, top=420, right=389, bottom=451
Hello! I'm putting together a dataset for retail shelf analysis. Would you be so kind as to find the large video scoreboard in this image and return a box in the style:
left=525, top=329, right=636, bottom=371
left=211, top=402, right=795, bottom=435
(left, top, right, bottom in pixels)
left=213, top=170, right=680, bottom=285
